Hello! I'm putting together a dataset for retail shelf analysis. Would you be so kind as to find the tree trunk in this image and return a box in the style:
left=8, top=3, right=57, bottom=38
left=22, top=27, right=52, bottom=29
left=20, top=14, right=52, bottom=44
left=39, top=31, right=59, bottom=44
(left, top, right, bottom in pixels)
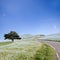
left=12, top=39, right=14, bottom=42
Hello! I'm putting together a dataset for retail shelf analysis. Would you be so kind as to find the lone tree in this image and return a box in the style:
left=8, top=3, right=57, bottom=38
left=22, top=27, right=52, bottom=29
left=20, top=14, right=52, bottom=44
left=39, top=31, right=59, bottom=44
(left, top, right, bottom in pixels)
left=4, top=31, right=21, bottom=42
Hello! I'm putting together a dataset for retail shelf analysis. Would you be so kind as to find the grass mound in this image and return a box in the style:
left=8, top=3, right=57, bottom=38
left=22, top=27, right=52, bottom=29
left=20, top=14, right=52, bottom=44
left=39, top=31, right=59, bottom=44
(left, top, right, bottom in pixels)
left=35, top=43, right=57, bottom=60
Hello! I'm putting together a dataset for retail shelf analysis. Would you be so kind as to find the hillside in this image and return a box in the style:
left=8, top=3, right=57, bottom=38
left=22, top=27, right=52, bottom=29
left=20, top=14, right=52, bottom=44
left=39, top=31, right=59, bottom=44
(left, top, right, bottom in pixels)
left=0, top=39, right=56, bottom=60
left=21, top=34, right=33, bottom=38
left=43, top=33, right=60, bottom=41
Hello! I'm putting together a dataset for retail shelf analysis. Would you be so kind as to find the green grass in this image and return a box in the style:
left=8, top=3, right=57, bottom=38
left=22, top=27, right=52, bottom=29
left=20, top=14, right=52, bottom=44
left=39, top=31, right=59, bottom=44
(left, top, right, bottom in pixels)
left=0, top=40, right=42, bottom=60
left=0, top=39, right=56, bottom=60
left=0, top=42, right=12, bottom=46
left=35, top=43, right=57, bottom=60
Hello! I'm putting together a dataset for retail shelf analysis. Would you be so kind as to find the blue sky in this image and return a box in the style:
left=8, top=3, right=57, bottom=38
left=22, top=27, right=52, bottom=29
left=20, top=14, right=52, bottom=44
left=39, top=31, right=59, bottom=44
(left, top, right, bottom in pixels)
left=0, top=0, right=60, bottom=39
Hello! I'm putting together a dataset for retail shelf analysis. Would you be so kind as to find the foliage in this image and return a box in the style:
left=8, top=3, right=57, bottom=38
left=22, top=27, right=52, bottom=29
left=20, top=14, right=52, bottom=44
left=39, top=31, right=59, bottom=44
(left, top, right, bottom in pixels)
left=4, top=31, right=21, bottom=42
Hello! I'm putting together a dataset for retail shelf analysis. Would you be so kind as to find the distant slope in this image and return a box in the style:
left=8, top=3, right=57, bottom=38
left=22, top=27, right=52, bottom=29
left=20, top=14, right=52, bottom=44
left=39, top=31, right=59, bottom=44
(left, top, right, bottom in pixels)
left=41, top=33, right=60, bottom=41
left=21, top=34, right=33, bottom=38
left=47, top=33, right=60, bottom=38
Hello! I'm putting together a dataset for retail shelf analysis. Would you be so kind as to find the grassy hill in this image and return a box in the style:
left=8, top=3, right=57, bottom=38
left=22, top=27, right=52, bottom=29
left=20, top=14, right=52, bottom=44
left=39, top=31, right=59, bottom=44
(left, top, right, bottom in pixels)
left=21, top=34, right=33, bottom=38
left=0, top=39, right=56, bottom=60
left=42, top=33, right=60, bottom=41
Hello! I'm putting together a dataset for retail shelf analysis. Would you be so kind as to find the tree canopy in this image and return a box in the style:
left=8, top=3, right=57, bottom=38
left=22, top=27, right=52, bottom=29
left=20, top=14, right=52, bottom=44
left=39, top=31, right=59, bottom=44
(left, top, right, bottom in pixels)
left=4, top=31, right=21, bottom=42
